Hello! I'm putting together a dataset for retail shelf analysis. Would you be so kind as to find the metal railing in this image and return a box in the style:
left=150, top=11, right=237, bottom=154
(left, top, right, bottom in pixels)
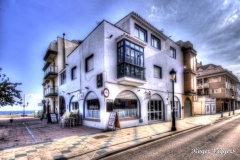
left=44, top=87, right=58, bottom=96
left=44, top=66, right=58, bottom=77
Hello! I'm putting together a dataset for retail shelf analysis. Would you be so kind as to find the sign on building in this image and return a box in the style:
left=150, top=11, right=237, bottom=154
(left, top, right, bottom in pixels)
left=97, top=73, right=103, bottom=88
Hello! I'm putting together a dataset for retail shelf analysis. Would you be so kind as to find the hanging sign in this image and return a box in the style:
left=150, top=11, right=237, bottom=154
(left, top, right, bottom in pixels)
left=103, top=88, right=110, bottom=98
left=97, top=73, right=103, bottom=88
left=145, top=91, right=151, bottom=99
left=77, top=92, right=84, bottom=100
left=108, top=112, right=121, bottom=130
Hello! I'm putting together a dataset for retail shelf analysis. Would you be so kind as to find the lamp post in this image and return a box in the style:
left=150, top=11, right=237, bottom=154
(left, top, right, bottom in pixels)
left=20, top=94, right=29, bottom=117
left=169, top=68, right=176, bottom=131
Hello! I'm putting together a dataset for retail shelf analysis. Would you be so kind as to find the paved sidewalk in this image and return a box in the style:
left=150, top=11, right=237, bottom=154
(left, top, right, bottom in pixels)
left=0, top=110, right=239, bottom=160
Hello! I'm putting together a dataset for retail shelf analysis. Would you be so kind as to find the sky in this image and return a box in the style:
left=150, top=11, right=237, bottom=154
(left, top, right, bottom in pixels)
left=0, top=0, right=240, bottom=111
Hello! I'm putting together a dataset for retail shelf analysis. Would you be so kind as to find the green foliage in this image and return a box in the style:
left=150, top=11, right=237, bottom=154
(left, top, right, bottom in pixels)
left=0, top=68, right=22, bottom=107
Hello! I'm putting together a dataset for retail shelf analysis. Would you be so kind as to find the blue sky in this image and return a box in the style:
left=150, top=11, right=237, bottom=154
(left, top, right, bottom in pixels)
left=0, top=0, right=240, bottom=111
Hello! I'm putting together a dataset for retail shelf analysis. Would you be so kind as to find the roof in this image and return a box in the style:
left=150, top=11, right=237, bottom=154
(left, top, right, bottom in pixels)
left=197, top=63, right=239, bottom=81
left=197, top=64, right=219, bottom=70
left=115, top=11, right=168, bottom=40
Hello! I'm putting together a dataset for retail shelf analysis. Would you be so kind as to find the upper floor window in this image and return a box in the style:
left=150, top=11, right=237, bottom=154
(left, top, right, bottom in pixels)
left=151, top=35, right=161, bottom=50
left=170, top=47, right=176, bottom=59
left=154, top=65, right=162, bottom=78
left=134, top=24, right=147, bottom=42
left=60, top=71, right=66, bottom=85
left=71, top=66, right=77, bottom=80
left=85, top=54, right=94, bottom=72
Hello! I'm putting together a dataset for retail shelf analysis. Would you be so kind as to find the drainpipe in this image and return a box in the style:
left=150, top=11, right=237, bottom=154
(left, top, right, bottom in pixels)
left=63, top=33, right=66, bottom=67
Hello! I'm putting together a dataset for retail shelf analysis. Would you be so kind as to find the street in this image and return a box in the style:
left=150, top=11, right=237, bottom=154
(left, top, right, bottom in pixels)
left=102, top=115, right=240, bottom=160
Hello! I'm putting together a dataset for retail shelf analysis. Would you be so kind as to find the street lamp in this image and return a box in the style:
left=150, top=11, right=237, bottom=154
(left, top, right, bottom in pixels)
left=20, top=94, right=29, bottom=117
left=169, top=68, right=176, bottom=131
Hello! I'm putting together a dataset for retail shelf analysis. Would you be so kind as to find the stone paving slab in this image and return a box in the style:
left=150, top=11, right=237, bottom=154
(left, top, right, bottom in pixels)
left=0, top=110, right=239, bottom=159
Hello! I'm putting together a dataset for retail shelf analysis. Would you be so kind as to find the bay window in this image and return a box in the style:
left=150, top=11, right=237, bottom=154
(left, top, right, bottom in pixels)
left=117, top=39, right=145, bottom=80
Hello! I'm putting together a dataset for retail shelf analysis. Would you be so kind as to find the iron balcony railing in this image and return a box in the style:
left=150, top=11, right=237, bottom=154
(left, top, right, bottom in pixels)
left=44, top=66, right=58, bottom=77
left=44, top=87, right=58, bottom=97
left=197, top=83, right=209, bottom=89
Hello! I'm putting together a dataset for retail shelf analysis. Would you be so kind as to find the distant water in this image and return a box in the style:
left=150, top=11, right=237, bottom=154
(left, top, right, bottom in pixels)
left=0, top=110, right=41, bottom=115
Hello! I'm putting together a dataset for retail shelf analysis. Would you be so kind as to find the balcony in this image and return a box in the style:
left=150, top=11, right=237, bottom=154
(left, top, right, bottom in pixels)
left=197, top=93, right=209, bottom=97
left=44, top=87, right=58, bottom=97
left=116, top=62, right=146, bottom=86
left=44, top=66, right=58, bottom=80
left=197, top=83, right=209, bottom=89
left=43, top=43, right=57, bottom=62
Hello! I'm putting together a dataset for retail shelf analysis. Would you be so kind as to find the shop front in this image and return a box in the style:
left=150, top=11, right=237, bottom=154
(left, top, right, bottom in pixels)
left=113, top=90, right=140, bottom=119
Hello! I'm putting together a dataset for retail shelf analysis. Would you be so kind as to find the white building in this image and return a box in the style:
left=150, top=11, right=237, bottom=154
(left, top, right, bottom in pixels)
left=43, top=12, right=198, bottom=129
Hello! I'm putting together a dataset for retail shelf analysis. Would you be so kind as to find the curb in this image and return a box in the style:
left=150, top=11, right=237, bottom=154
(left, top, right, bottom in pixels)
left=92, top=125, right=203, bottom=160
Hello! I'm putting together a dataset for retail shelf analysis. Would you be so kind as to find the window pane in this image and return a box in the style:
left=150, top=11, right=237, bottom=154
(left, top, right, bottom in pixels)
left=131, top=65, right=135, bottom=76
left=87, top=57, right=93, bottom=71
left=126, top=64, right=130, bottom=75
left=154, top=39, right=158, bottom=48
left=126, top=48, right=130, bottom=63
left=126, top=41, right=130, bottom=46
left=135, top=45, right=139, bottom=51
left=140, top=30, right=145, bottom=41
left=134, top=28, right=139, bottom=37
left=140, top=54, right=143, bottom=67
left=131, top=49, right=134, bottom=64
left=154, top=66, right=160, bottom=78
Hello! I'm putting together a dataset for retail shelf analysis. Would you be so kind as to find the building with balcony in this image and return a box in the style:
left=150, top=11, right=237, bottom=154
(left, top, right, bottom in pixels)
left=42, top=36, right=79, bottom=117
left=43, top=12, right=197, bottom=129
left=194, top=63, right=239, bottom=115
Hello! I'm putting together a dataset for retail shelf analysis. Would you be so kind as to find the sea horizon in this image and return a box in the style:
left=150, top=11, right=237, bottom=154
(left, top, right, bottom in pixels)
left=0, top=110, right=42, bottom=115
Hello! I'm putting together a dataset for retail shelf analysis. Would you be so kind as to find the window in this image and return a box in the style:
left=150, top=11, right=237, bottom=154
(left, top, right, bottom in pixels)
left=170, top=47, right=176, bottom=59
left=113, top=99, right=138, bottom=118
left=154, top=65, right=162, bottom=78
left=86, top=99, right=100, bottom=119
left=117, top=39, right=145, bottom=80
left=72, top=102, right=79, bottom=110
left=71, top=67, right=77, bottom=80
left=134, top=24, right=147, bottom=42
left=151, top=35, right=161, bottom=49
left=60, top=71, right=66, bottom=85
left=85, top=54, right=94, bottom=72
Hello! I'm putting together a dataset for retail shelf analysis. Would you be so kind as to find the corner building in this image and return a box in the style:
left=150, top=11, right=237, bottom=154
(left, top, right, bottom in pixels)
left=43, top=12, right=197, bottom=129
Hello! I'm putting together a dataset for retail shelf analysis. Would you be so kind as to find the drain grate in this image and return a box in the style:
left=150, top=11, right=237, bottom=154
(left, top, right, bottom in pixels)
left=93, top=135, right=108, bottom=139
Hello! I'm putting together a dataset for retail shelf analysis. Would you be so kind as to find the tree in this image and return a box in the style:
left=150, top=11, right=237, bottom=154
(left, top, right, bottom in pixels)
left=0, top=68, right=22, bottom=107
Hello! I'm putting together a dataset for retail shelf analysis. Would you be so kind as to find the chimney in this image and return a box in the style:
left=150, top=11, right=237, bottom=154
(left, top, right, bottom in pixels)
left=63, top=33, right=66, bottom=67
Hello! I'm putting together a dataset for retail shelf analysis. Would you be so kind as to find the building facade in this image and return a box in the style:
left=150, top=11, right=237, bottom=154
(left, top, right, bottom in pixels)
left=42, top=12, right=197, bottom=129
left=195, top=63, right=239, bottom=115
left=42, top=36, right=79, bottom=118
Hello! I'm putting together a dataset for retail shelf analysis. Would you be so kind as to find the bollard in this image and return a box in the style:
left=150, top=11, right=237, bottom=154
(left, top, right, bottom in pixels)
left=220, top=111, right=223, bottom=118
